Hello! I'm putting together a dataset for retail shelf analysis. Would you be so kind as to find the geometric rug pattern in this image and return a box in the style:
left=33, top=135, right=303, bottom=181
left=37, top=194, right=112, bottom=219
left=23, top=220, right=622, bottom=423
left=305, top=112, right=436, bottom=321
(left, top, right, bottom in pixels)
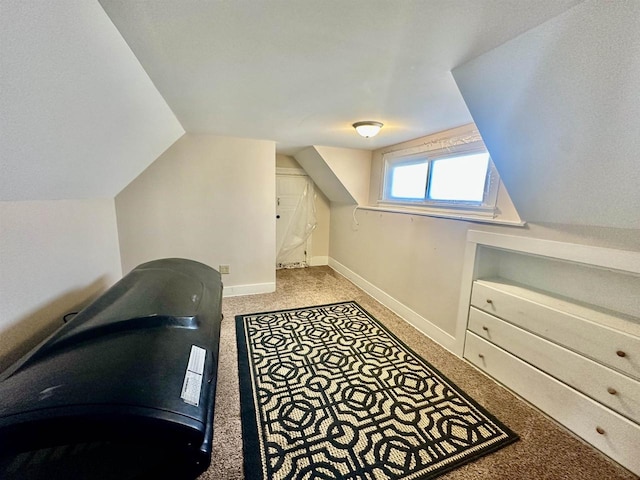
left=236, top=302, right=518, bottom=480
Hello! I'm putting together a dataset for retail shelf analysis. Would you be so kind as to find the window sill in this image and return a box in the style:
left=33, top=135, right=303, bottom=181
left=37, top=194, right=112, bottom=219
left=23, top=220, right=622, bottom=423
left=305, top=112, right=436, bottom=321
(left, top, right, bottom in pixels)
left=358, top=204, right=526, bottom=227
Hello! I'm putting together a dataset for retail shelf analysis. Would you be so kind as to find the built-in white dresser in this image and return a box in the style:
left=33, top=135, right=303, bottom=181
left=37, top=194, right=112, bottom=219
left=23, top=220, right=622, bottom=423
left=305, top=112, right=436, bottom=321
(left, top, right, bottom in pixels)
left=456, top=231, right=640, bottom=475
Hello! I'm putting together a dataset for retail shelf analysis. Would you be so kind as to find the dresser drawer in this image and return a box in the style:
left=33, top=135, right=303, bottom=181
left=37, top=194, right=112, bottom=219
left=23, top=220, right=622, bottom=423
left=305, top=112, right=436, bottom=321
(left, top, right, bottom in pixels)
left=468, top=307, right=640, bottom=424
left=464, top=332, right=640, bottom=476
left=471, top=280, right=640, bottom=380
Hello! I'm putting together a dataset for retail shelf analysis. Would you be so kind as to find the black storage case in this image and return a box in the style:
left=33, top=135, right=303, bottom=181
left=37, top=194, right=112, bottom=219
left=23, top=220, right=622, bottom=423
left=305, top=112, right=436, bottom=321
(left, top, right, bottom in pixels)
left=0, top=258, right=223, bottom=479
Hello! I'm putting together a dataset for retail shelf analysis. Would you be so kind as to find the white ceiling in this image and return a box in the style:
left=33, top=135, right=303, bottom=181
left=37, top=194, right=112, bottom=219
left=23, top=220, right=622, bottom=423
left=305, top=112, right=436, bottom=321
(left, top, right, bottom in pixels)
left=454, top=0, right=640, bottom=230
left=99, top=0, right=581, bottom=154
left=0, top=0, right=582, bottom=202
left=0, top=0, right=184, bottom=201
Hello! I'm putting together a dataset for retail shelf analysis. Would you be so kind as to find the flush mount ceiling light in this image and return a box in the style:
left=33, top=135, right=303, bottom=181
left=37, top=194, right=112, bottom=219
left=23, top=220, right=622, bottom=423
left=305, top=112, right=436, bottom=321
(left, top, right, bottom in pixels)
left=352, top=121, right=383, bottom=138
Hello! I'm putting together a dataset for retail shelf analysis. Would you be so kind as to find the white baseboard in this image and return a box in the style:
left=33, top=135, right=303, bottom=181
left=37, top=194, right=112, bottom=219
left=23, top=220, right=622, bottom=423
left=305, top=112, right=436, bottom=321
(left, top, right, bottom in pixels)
left=328, top=257, right=457, bottom=354
left=309, top=256, right=329, bottom=266
left=223, top=282, right=275, bottom=297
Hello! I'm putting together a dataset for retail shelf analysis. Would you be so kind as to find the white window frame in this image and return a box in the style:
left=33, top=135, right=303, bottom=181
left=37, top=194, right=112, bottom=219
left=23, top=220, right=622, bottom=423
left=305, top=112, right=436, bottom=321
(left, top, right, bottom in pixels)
left=379, top=140, right=500, bottom=219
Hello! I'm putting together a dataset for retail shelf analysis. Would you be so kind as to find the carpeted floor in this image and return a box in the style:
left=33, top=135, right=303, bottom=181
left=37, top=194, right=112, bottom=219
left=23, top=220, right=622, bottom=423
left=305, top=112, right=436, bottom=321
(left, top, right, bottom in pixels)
left=199, top=266, right=638, bottom=480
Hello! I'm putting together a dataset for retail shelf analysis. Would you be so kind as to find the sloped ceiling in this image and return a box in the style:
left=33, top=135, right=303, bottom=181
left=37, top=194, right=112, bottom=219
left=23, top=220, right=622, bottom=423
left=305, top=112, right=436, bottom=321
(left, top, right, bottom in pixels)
left=98, top=0, right=580, bottom=154
left=294, top=146, right=371, bottom=205
left=1, top=0, right=585, bottom=203
left=0, top=0, right=184, bottom=201
left=453, top=0, right=640, bottom=230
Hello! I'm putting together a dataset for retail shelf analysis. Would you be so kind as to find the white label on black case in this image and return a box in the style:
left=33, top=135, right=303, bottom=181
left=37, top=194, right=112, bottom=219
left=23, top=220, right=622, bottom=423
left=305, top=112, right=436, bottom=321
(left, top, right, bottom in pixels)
left=181, top=345, right=206, bottom=406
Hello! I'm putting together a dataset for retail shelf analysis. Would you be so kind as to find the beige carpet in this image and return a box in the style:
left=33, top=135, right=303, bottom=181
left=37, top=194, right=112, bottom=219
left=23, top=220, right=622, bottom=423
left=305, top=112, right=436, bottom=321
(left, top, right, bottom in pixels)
left=199, top=266, right=637, bottom=480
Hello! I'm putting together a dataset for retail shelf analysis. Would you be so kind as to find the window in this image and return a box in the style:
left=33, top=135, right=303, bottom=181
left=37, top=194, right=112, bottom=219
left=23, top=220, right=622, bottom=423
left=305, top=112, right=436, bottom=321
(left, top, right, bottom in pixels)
left=381, top=141, right=499, bottom=216
left=428, top=152, right=489, bottom=202
left=389, top=160, right=428, bottom=199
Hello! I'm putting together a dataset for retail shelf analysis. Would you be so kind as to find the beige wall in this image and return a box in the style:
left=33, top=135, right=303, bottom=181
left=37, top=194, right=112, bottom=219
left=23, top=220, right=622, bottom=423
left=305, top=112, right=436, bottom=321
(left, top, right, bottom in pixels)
left=115, top=134, right=276, bottom=295
left=276, top=154, right=331, bottom=265
left=330, top=205, right=639, bottom=347
left=311, top=188, right=331, bottom=264
left=0, top=198, right=122, bottom=372
left=330, top=205, right=474, bottom=337
left=275, top=154, right=301, bottom=169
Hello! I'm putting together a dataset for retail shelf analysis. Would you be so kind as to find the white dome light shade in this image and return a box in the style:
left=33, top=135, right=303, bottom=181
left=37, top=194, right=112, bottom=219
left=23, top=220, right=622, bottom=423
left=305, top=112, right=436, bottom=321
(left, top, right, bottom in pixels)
left=352, top=121, right=383, bottom=138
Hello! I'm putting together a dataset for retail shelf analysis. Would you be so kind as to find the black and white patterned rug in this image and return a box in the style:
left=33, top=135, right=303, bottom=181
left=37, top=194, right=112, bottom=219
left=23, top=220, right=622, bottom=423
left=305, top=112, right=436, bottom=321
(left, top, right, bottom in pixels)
left=236, top=301, right=518, bottom=480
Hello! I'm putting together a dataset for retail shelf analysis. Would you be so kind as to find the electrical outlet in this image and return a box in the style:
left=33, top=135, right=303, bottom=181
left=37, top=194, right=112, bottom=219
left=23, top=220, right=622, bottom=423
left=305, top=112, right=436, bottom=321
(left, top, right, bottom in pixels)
left=219, top=264, right=230, bottom=274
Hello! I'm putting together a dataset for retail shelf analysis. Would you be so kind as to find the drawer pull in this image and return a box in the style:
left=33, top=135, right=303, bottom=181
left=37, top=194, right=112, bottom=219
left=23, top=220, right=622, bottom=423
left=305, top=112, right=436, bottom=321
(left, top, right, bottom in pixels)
left=616, top=350, right=626, bottom=357
left=486, top=299, right=493, bottom=304
left=478, top=353, right=485, bottom=359
left=607, top=387, right=617, bottom=395
left=482, top=326, right=489, bottom=331
left=596, top=426, right=605, bottom=435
